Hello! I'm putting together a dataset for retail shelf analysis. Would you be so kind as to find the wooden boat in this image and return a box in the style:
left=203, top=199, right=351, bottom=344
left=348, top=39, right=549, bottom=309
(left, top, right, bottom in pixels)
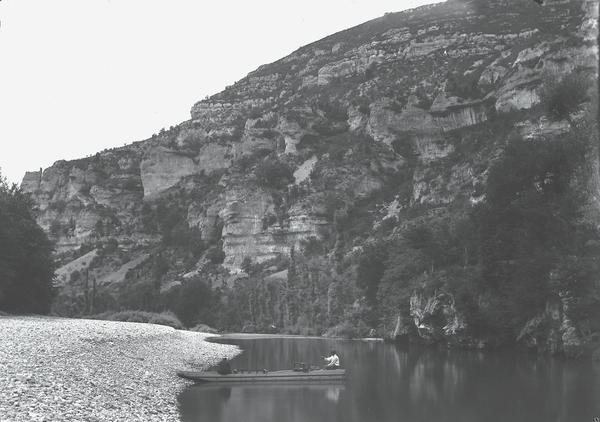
left=177, top=368, right=346, bottom=383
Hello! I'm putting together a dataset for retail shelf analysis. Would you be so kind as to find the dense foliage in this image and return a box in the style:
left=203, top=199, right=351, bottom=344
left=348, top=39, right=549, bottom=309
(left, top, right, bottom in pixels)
left=0, top=173, right=57, bottom=313
left=88, top=310, right=184, bottom=329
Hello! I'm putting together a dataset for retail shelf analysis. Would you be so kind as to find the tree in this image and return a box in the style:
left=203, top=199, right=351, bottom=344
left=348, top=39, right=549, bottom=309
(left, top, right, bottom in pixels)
left=539, top=70, right=590, bottom=121
left=356, top=240, right=390, bottom=307
left=174, top=276, right=214, bottom=327
left=355, top=240, right=392, bottom=327
left=471, top=128, right=596, bottom=329
left=0, top=173, right=57, bottom=313
left=285, top=247, right=300, bottom=326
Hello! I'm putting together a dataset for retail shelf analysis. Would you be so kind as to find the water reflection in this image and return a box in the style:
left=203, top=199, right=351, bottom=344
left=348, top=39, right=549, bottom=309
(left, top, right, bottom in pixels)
left=325, top=386, right=341, bottom=403
left=216, top=386, right=231, bottom=401
left=178, top=337, right=600, bottom=422
left=179, top=382, right=345, bottom=422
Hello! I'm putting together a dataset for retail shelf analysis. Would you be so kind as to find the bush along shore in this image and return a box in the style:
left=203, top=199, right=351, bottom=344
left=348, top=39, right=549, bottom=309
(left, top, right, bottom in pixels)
left=0, top=315, right=240, bottom=422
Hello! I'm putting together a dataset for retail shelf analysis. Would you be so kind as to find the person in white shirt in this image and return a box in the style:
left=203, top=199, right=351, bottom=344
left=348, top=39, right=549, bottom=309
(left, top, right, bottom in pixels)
left=322, top=349, right=340, bottom=370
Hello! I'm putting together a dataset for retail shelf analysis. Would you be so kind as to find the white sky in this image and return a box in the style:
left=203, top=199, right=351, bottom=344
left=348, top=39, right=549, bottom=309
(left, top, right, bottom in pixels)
left=0, top=0, right=443, bottom=185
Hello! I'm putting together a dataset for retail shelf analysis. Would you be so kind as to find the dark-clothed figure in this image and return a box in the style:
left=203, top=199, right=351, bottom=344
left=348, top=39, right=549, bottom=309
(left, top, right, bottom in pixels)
left=217, top=357, right=232, bottom=375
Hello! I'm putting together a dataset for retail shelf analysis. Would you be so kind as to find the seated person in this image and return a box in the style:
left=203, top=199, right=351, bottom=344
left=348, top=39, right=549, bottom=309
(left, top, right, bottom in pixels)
left=217, top=357, right=232, bottom=375
left=322, top=349, right=340, bottom=370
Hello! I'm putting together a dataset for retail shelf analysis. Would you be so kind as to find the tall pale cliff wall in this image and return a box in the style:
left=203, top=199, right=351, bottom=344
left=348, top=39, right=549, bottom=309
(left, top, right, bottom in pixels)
left=21, top=0, right=598, bottom=272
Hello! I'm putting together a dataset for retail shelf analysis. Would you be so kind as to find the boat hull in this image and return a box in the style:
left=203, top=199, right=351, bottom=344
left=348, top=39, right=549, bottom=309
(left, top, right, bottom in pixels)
left=177, top=369, right=345, bottom=383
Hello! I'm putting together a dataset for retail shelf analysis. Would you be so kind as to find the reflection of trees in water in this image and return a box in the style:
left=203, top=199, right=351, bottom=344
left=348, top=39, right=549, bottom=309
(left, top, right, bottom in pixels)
left=181, top=383, right=346, bottom=422
left=406, top=349, right=447, bottom=415
left=404, top=348, right=505, bottom=418
left=401, top=347, right=595, bottom=421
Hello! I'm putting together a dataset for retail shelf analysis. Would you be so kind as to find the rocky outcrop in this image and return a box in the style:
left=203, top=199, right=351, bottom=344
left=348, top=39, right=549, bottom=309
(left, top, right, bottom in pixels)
left=20, top=144, right=151, bottom=251
left=367, top=96, right=488, bottom=149
left=514, top=117, right=571, bottom=140
left=408, top=290, right=480, bottom=348
left=190, top=102, right=244, bottom=127
left=141, top=146, right=221, bottom=199
left=391, top=315, right=412, bottom=342
left=231, top=118, right=279, bottom=157
left=187, top=201, right=224, bottom=244
left=517, top=291, right=590, bottom=357
left=21, top=169, right=42, bottom=192
left=214, top=186, right=331, bottom=268
left=394, top=283, right=594, bottom=354
left=410, top=291, right=449, bottom=344
left=517, top=302, right=564, bottom=355
left=277, top=114, right=314, bottom=155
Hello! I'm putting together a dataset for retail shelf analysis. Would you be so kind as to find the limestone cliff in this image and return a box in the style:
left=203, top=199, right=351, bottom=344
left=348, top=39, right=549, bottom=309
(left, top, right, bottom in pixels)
left=21, top=0, right=599, bottom=347
left=25, top=0, right=597, bottom=245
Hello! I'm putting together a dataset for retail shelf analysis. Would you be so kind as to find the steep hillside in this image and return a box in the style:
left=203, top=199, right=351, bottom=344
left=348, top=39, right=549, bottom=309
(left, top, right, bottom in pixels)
left=22, top=0, right=600, bottom=353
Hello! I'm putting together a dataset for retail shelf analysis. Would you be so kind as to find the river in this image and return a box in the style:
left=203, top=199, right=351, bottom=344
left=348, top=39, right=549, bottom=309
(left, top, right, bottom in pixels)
left=178, top=336, right=600, bottom=422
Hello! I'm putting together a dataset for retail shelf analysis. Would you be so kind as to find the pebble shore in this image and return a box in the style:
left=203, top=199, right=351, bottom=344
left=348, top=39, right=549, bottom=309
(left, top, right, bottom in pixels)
left=0, top=316, right=240, bottom=422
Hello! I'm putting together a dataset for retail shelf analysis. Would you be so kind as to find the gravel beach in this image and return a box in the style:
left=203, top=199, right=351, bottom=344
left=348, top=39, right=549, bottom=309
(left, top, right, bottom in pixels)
left=0, top=316, right=240, bottom=422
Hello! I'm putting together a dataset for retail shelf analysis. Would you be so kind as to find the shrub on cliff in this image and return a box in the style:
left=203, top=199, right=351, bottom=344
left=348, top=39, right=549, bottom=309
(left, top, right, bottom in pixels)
left=254, top=160, right=295, bottom=189
left=539, top=69, right=591, bottom=121
left=0, top=173, right=57, bottom=314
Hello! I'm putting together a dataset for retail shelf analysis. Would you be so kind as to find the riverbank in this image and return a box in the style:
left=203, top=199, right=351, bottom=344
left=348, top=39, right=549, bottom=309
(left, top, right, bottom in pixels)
left=0, top=315, right=240, bottom=422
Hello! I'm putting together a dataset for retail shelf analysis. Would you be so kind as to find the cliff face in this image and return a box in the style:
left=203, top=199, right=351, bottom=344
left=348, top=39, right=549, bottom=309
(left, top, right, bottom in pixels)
left=24, top=0, right=597, bottom=252
left=22, top=144, right=156, bottom=252
left=22, top=0, right=599, bottom=345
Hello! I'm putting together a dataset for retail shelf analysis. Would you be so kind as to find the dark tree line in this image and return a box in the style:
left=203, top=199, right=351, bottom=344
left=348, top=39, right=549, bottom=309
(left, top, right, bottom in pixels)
left=0, top=173, right=57, bottom=313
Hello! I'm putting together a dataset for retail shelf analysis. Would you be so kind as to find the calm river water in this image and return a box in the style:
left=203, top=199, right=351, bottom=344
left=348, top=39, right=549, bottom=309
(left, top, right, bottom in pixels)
left=178, top=336, right=600, bottom=422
